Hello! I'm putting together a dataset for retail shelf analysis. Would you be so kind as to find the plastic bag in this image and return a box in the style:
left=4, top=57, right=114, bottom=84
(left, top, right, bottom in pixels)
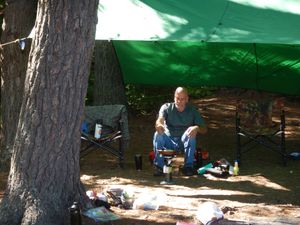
left=121, top=189, right=135, bottom=209
left=196, top=202, right=224, bottom=225
left=133, top=192, right=166, bottom=210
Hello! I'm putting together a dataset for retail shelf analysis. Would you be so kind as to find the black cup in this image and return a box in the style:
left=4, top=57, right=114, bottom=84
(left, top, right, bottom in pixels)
left=195, top=147, right=203, bottom=168
left=134, top=154, right=142, bottom=171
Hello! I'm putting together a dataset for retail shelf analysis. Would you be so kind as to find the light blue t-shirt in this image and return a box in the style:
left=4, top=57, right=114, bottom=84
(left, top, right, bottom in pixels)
left=159, top=102, right=205, bottom=137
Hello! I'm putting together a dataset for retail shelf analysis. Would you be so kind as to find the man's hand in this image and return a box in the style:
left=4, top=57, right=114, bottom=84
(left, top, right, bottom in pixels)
left=156, top=124, right=165, bottom=134
left=155, top=117, right=165, bottom=134
left=186, top=126, right=199, bottom=138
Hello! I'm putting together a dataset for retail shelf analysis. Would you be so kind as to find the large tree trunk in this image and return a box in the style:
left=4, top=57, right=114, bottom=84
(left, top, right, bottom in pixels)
left=0, top=0, right=98, bottom=224
left=93, top=40, right=127, bottom=105
left=0, top=0, right=37, bottom=171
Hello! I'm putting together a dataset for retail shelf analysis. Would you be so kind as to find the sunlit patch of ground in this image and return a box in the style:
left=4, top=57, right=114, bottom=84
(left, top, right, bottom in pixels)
left=80, top=172, right=300, bottom=225
left=204, top=173, right=290, bottom=191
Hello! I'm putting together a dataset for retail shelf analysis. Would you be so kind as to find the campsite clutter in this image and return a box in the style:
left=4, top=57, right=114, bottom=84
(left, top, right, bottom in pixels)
left=149, top=148, right=238, bottom=179
left=151, top=146, right=240, bottom=185
left=86, top=187, right=165, bottom=211
left=80, top=149, right=241, bottom=223
left=82, top=187, right=229, bottom=224
left=197, top=158, right=237, bottom=178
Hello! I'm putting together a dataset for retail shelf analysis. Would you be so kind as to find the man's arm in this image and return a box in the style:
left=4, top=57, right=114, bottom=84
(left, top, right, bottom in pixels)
left=187, top=125, right=207, bottom=137
left=155, top=117, right=165, bottom=134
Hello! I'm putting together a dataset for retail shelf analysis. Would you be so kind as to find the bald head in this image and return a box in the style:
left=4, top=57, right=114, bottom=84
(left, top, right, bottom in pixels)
left=174, top=87, right=189, bottom=112
left=175, top=87, right=188, bottom=96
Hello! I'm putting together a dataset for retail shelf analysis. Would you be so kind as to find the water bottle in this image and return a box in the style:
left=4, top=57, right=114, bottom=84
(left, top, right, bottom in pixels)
left=233, top=160, right=239, bottom=176
left=94, top=119, right=103, bottom=139
left=70, top=202, right=82, bottom=225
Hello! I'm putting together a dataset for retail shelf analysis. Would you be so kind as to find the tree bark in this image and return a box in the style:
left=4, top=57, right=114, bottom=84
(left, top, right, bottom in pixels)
left=0, top=0, right=98, bottom=224
left=0, top=0, right=37, bottom=171
left=93, top=40, right=127, bottom=105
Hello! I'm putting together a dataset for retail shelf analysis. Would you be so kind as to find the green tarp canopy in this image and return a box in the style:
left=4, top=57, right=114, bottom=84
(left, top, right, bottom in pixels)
left=97, top=0, right=300, bottom=95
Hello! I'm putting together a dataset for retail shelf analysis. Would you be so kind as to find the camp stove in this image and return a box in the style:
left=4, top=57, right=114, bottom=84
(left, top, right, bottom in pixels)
left=158, top=149, right=177, bottom=185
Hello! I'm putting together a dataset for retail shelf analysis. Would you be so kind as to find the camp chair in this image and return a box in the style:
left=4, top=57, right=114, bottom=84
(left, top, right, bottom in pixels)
left=80, top=105, right=129, bottom=167
left=235, top=98, right=286, bottom=166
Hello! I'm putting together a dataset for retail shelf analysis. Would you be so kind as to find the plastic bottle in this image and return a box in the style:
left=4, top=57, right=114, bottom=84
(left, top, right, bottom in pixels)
left=70, top=202, right=82, bottom=225
left=94, top=119, right=103, bottom=139
left=233, top=160, right=239, bottom=176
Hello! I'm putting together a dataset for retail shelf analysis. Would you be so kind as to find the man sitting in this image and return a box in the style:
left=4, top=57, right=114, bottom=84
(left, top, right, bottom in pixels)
left=153, top=87, right=207, bottom=176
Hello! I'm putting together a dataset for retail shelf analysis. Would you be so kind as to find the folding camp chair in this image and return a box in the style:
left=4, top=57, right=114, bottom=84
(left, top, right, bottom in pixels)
left=80, top=105, right=129, bottom=167
left=235, top=98, right=286, bottom=166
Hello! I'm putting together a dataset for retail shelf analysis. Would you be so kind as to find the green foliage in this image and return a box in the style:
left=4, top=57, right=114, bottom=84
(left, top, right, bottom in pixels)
left=125, top=85, right=216, bottom=115
left=125, top=84, right=174, bottom=115
left=186, top=87, right=217, bottom=99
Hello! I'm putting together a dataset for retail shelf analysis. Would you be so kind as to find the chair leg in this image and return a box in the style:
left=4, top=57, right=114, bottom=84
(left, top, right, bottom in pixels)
left=236, top=114, right=241, bottom=164
left=280, top=110, right=287, bottom=166
left=119, top=138, right=125, bottom=168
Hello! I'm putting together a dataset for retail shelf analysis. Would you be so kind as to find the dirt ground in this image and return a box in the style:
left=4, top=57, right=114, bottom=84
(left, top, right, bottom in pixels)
left=79, top=91, right=300, bottom=225
left=1, top=90, right=300, bottom=224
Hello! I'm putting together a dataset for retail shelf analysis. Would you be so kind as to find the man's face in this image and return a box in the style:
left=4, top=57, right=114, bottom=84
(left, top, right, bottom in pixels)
left=174, top=91, right=188, bottom=112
